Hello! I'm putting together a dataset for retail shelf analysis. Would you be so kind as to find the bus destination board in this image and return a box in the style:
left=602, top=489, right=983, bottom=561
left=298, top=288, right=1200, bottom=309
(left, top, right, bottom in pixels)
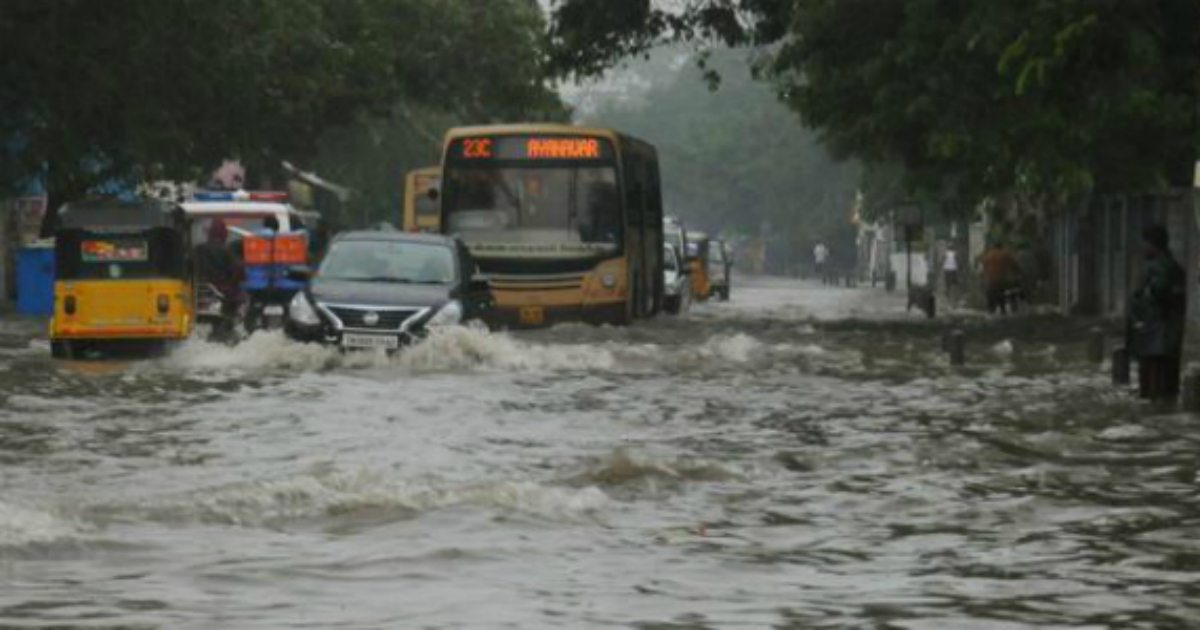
left=453, top=135, right=613, bottom=161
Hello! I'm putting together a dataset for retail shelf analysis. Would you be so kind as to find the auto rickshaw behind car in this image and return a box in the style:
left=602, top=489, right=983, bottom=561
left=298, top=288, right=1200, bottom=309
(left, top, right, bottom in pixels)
left=708, top=239, right=732, bottom=301
left=50, top=199, right=193, bottom=358
left=181, top=190, right=311, bottom=333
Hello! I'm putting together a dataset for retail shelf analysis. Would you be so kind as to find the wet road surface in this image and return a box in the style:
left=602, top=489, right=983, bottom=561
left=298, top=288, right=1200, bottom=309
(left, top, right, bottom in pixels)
left=2, top=276, right=1198, bottom=629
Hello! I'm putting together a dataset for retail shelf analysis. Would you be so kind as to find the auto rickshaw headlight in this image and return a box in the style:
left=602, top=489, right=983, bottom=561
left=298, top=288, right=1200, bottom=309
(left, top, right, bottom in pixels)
left=600, top=273, right=617, bottom=289
left=64, top=296, right=76, bottom=315
left=157, top=295, right=170, bottom=314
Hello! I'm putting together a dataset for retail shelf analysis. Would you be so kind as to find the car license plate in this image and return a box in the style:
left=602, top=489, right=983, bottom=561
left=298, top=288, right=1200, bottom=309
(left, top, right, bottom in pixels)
left=341, top=333, right=399, bottom=350
left=263, top=305, right=285, bottom=316
left=519, top=306, right=545, bottom=325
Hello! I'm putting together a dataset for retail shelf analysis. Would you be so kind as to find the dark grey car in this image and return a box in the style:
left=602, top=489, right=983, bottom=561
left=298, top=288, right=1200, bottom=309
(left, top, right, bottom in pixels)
left=284, top=231, right=491, bottom=349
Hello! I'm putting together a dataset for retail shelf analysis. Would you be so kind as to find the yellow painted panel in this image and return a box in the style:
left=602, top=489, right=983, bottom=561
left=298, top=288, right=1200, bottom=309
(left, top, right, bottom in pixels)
left=52, top=279, right=192, bottom=340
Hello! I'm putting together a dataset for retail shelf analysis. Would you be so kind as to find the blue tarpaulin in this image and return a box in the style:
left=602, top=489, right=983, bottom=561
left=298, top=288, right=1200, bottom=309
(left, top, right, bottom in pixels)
left=17, top=247, right=55, bottom=316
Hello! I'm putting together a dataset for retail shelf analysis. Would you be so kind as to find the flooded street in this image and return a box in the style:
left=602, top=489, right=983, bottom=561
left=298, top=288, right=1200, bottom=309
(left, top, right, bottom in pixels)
left=2, top=277, right=1199, bottom=629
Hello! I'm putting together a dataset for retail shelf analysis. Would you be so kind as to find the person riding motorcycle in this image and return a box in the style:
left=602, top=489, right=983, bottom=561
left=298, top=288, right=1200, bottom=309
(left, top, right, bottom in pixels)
left=194, top=219, right=245, bottom=341
left=242, top=215, right=300, bottom=332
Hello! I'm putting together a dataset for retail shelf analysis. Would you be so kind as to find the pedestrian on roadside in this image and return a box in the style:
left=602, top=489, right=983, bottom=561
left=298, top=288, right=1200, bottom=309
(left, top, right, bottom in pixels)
left=980, top=240, right=1019, bottom=315
left=1128, top=225, right=1186, bottom=401
left=814, top=241, right=830, bottom=285
left=942, top=245, right=960, bottom=302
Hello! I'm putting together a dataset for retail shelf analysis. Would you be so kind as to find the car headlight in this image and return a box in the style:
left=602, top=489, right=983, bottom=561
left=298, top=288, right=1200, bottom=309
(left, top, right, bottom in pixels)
left=288, top=292, right=320, bottom=326
left=428, top=300, right=462, bottom=327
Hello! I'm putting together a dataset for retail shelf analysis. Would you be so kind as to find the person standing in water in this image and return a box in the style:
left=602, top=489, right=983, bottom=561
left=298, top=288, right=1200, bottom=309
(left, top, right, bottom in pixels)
left=942, top=245, right=960, bottom=303
left=1128, top=225, right=1186, bottom=401
left=814, top=241, right=830, bottom=285
left=980, top=240, right=1020, bottom=315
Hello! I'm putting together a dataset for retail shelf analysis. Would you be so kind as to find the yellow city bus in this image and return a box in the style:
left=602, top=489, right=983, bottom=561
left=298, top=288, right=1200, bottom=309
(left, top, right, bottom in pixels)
left=438, top=124, right=663, bottom=327
left=403, top=166, right=441, bottom=233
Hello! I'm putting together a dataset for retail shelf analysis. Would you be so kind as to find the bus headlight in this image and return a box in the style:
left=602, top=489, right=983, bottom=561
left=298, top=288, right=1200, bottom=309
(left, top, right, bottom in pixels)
left=288, top=292, right=320, bottom=326
left=429, top=300, right=463, bottom=327
left=600, top=273, right=617, bottom=289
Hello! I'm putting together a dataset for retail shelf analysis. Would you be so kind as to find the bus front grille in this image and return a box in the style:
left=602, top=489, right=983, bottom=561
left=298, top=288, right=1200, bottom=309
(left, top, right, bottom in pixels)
left=487, top=273, right=585, bottom=291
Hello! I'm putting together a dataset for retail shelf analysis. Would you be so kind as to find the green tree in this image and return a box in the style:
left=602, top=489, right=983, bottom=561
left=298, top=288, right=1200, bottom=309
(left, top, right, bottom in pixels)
left=581, top=47, right=859, bottom=246
left=0, top=0, right=564, bottom=216
left=303, top=0, right=569, bottom=227
left=547, top=0, right=1200, bottom=213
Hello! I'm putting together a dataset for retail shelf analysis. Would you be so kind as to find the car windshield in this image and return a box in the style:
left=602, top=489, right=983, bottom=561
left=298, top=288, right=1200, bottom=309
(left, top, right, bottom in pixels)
left=443, top=166, right=621, bottom=257
left=319, top=240, right=457, bottom=285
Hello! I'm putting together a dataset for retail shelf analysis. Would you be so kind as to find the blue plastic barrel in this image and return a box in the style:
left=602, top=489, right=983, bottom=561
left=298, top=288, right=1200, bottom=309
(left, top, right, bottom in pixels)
left=17, top=247, right=55, bottom=316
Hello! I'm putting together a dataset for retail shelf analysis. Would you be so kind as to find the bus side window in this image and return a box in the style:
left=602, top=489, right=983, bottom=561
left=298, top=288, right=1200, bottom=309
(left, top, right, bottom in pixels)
left=624, top=151, right=645, bottom=227
left=646, top=159, right=663, bottom=226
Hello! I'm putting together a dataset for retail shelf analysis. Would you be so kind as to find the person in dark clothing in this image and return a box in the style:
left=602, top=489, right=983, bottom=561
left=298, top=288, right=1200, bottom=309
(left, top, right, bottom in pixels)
left=194, top=219, right=245, bottom=340
left=980, top=242, right=1021, bottom=315
left=1128, top=225, right=1186, bottom=401
left=243, top=215, right=289, bottom=333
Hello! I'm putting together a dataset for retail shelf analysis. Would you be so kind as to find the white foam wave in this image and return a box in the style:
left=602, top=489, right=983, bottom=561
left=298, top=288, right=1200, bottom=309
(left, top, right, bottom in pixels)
left=694, top=333, right=763, bottom=363
left=397, top=325, right=616, bottom=372
left=165, top=330, right=341, bottom=372
left=0, top=500, right=78, bottom=547
left=573, top=448, right=742, bottom=487
left=160, top=327, right=816, bottom=377
left=1097, top=424, right=1157, bottom=442
left=790, top=343, right=828, bottom=356
left=122, top=468, right=611, bottom=527
left=161, top=325, right=617, bottom=374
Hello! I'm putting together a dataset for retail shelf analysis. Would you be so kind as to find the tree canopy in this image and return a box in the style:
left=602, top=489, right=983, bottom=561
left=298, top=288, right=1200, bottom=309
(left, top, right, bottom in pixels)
left=579, top=47, right=859, bottom=251
left=0, top=0, right=564, bottom=210
left=548, top=0, right=1200, bottom=213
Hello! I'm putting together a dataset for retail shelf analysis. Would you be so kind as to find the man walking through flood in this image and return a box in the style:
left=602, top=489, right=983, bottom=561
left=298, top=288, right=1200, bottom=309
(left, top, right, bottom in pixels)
left=1128, top=225, right=1186, bottom=401
left=942, top=245, right=960, bottom=303
left=980, top=240, right=1020, bottom=315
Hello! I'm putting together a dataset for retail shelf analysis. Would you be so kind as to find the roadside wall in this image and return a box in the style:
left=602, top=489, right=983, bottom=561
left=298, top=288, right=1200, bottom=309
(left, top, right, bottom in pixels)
left=1056, top=190, right=1200, bottom=321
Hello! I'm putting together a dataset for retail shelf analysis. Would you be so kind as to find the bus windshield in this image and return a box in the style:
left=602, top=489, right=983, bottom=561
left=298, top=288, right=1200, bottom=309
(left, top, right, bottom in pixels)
left=443, top=166, right=620, bottom=258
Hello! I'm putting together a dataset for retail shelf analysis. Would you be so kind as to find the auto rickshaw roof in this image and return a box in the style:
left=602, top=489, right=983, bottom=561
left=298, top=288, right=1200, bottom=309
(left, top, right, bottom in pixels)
left=57, top=199, right=184, bottom=231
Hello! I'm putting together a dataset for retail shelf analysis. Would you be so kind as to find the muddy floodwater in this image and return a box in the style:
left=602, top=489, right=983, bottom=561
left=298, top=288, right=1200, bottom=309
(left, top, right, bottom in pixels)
left=2, top=277, right=1198, bottom=629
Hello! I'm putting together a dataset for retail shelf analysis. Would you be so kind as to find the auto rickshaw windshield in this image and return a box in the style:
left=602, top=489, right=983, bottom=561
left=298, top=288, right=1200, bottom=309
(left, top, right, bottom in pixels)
left=55, top=227, right=188, bottom=280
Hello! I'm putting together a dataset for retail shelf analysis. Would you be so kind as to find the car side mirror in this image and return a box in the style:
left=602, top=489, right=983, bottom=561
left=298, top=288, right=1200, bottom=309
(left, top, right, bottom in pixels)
left=468, top=275, right=490, bottom=294
left=286, top=265, right=313, bottom=282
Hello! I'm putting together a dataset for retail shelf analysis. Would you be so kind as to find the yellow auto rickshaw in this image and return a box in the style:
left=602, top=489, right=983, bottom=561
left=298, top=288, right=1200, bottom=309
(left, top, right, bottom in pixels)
left=686, top=230, right=711, bottom=301
left=50, top=199, right=193, bottom=358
